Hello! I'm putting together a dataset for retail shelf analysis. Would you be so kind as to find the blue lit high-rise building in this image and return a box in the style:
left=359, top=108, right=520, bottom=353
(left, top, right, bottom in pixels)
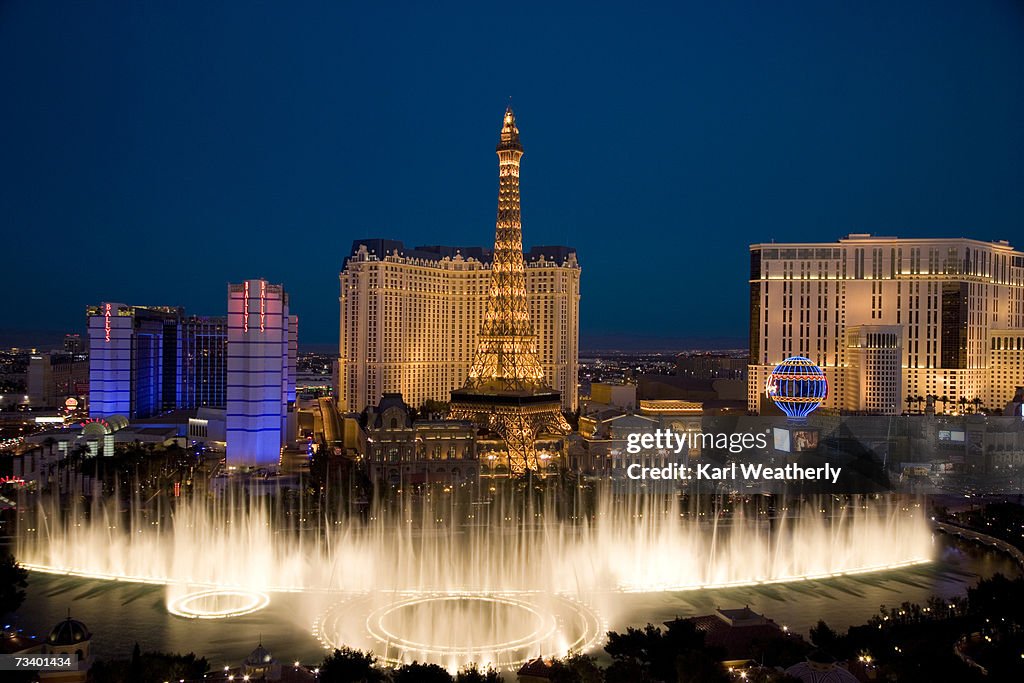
left=88, top=304, right=228, bottom=419
left=286, top=313, right=298, bottom=443
left=226, top=279, right=297, bottom=468
left=87, top=303, right=183, bottom=419
left=180, top=315, right=229, bottom=409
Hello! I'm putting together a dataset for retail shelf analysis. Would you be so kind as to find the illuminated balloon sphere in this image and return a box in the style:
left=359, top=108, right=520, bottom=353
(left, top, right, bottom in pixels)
left=765, top=356, right=828, bottom=419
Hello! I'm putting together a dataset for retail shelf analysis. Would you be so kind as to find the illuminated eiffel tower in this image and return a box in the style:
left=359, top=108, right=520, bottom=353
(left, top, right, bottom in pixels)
left=450, top=107, right=571, bottom=474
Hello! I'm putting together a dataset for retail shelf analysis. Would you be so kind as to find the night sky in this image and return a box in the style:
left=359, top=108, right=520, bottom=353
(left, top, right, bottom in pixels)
left=2, top=1, right=1022, bottom=347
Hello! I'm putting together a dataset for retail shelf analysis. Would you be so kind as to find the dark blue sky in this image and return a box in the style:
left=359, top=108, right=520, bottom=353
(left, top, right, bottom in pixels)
left=2, top=1, right=1022, bottom=346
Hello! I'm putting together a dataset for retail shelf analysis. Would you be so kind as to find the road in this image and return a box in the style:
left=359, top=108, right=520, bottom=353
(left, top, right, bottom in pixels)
left=934, top=520, right=1024, bottom=570
left=319, top=396, right=342, bottom=445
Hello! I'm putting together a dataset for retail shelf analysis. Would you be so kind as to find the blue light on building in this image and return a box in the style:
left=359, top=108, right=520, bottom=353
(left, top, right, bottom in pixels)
left=226, top=279, right=297, bottom=469
left=88, top=304, right=227, bottom=420
left=87, top=303, right=182, bottom=419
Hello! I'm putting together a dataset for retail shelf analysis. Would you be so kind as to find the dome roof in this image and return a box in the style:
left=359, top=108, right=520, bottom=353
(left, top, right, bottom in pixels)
left=784, top=660, right=859, bottom=683
left=47, top=617, right=91, bottom=647
left=245, top=644, right=273, bottom=665
left=807, top=649, right=837, bottom=665
left=106, top=414, right=129, bottom=432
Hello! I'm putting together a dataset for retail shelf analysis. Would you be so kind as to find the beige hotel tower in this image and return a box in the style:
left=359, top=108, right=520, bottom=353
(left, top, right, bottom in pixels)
left=748, top=234, right=1024, bottom=415
left=337, top=116, right=580, bottom=415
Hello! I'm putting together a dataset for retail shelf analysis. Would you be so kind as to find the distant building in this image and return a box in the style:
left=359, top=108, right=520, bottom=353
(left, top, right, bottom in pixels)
left=1003, top=385, right=1024, bottom=417
left=359, top=392, right=478, bottom=484
left=179, top=315, right=228, bottom=409
left=0, top=615, right=98, bottom=683
left=243, top=642, right=281, bottom=681
left=678, top=607, right=806, bottom=669
left=637, top=374, right=747, bottom=414
left=577, top=409, right=659, bottom=475
left=749, top=235, right=1024, bottom=415
left=586, top=382, right=637, bottom=412
left=337, top=239, right=580, bottom=413
left=990, top=333, right=1024, bottom=413
left=226, top=279, right=297, bottom=468
left=18, top=410, right=227, bottom=489
left=844, top=325, right=902, bottom=415
left=86, top=303, right=183, bottom=419
left=576, top=403, right=703, bottom=475
left=676, top=352, right=748, bottom=380
left=27, top=351, right=88, bottom=407
left=191, top=640, right=318, bottom=682
left=86, top=304, right=230, bottom=420
left=16, top=416, right=128, bottom=489
left=517, top=658, right=557, bottom=683
left=784, top=650, right=859, bottom=683
left=63, top=334, right=85, bottom=353
left=957, top=414, right=1024, bottom=474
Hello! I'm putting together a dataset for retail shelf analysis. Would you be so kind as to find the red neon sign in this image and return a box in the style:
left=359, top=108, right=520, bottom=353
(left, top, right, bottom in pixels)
left=104, top=303, right=111, bottom=342
left=243, top=281, right=250, bottom=333
left=260, top=280, right=266, bottom=332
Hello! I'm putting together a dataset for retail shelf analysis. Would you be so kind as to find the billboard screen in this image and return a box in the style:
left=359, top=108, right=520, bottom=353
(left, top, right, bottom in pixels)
left=792, top=430, right=819, bottom=452
left=772, top=427, right=791, bottom=453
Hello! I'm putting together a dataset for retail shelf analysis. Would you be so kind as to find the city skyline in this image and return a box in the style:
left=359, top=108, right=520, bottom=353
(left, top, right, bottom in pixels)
left=5, top=4, right=1024, bottom=681
left=3, top=1, right=1022, bottom=345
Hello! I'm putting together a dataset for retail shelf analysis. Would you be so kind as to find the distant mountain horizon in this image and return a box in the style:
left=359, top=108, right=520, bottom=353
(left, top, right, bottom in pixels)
left=305, top=334, right=748, bottom=355
left=579, top=333, right=747, bottom=353
left=0, top=329, right=748, bottom=355
left=0, top=328, right=81, bottom=351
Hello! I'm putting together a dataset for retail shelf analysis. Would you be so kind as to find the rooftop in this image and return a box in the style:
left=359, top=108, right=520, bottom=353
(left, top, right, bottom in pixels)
left=676, top=608, right=804, bottom=664
left=750, top=234, right=1020, bottom=252
left=344, top=239, right=578, bottom=269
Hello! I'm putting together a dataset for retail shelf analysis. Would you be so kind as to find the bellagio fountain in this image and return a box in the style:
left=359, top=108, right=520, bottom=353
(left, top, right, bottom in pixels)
left=15, top=480, right=933, bottom=671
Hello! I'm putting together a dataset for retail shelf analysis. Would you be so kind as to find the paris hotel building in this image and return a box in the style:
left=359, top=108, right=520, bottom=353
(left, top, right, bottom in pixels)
left=749, top=234, right=1024, bottom=415
left=337, top=239, right=580, bottom=413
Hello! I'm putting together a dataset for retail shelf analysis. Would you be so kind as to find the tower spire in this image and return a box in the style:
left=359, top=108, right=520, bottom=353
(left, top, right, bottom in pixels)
left=450, top=108, right=571, bottom=474
left=465, top=106, right=543, bottom=390
left=500, top=105, right=521, bottom=150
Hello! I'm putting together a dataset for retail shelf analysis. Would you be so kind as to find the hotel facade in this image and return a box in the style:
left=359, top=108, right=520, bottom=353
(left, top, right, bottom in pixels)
left=226, top=279, right=298, bottom=467
left=87, top=304, right=227, bottom=419
left=337, top=239, right=580, bottom=413
left=749, top=234, right=1024, bottom=415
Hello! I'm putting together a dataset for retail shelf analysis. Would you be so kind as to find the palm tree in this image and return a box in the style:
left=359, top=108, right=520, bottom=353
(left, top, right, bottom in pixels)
left=972, top=397, right=983, bottom=414
left=68, top=443, right=90, bottom=491
left=915, top=395, right=925, bottom=414
left=958, top=396, right=968, bottom=415
left=939, top=395, right=950, bottom=414
left=905, top=396, right=914, bottom=414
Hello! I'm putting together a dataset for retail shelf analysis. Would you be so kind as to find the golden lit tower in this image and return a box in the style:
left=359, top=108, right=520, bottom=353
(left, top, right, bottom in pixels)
left=450, top=107, right=571, bottom=474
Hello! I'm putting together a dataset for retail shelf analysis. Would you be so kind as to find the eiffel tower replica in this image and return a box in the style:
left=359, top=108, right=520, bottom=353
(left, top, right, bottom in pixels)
left=450, top=107, right=571, bottom=475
